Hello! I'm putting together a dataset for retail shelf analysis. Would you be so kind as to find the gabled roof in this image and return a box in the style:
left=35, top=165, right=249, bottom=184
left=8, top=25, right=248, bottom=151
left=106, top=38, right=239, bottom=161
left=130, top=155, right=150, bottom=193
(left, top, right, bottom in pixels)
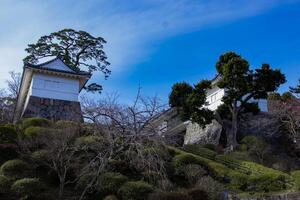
left=25, top=57, right=91, bottom=76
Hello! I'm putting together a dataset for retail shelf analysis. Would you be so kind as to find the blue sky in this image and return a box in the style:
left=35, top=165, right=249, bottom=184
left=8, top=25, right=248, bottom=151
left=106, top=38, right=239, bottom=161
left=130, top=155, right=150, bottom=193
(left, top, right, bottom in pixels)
left=1, top=0, right=300, bottom=103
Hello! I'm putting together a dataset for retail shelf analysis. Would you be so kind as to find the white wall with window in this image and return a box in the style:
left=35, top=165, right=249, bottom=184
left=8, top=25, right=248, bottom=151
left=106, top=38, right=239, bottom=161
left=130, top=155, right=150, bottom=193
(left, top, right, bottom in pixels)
left=205, top=86, right=225, bottom=111
left=30, top=74, right=79, bottom=101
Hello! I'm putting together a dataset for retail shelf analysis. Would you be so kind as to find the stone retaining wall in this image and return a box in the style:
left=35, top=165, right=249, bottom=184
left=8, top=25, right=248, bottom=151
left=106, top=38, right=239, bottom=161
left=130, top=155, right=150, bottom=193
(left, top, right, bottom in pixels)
left=22, top=96, right=83, bottom=122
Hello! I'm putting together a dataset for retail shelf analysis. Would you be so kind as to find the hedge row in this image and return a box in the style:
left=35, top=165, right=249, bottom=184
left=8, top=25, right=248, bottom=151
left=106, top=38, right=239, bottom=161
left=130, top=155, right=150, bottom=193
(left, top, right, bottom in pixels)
left=169, top=146, right=294, bottom=192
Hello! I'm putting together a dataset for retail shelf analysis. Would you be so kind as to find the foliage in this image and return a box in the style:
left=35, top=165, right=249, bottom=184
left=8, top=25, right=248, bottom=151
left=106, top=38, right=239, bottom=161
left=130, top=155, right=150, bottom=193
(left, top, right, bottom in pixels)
left=169, top=146, right=293, bottom=193
left=291, top=170, right=300, bottom=190
left=11, top=178, right=47, bottom=200
left=21, top=118, right=51, bottom=130
left=118, top=181, right=154, bottom=200
left=0, top=143, right=19, bottom=164
left=23, top=28, right=110, bottom=93
left=241, top=136, right=269, bottom=163
left=169, top=80, right=214, bottom=127
left=148, top=188, right=208, bottom=200
left=169, top=82, right=193, bottom=108
left=202, top=144, right=216, bottom=151
left=0, top=175, right=12, bottom=194
left=186, top=188, right=209, bottom=200
left=196, top=176, right=224, bottom=200
left=103, top=195, right=118, bottom=200
left=0, top=159, right=31, bottom=180
left=24, top=126, right=47, bottom=138
left=148, top=191, right=191, bottom=200
left=183, top=164, right=207, bottom=185
left=97, top=172, right=128, bottom=194
left=0, top=125, right=17, bottom=143
left=55, top=120, right=81, bottom=130
left=216, top=52, right=286, bottom=146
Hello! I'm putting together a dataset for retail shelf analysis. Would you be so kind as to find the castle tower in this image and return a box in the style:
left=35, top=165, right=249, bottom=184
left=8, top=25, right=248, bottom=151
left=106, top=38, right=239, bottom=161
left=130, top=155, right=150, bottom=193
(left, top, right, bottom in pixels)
left=14, top=57, right=91, bottom=122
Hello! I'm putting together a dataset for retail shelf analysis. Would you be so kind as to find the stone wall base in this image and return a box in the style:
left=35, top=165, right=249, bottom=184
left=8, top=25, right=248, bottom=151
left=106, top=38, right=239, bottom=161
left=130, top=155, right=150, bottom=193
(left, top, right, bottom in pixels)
left=22, top=96, right=83, bottom=122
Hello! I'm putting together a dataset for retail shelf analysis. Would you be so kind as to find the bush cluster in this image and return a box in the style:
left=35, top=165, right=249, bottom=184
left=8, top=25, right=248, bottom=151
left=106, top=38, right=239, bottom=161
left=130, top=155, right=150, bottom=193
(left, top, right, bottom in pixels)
left=0, top=143, right=19, bottom=164
left=0, top=125, right=18, bottom=144
left=22, top=117, right=51, bottom=129
left=11, top=178, right=47, bottom=200
left=0, top=159, right=31, bottom=180
left=24, top=126, right=47, bottom=138
left=0, top=175, right=12, bottom=194
left=118, top=181, right=154, bottom=200
left=97, top=172, right=128, bottom=194
left=148, top=188, right=208, bottom=200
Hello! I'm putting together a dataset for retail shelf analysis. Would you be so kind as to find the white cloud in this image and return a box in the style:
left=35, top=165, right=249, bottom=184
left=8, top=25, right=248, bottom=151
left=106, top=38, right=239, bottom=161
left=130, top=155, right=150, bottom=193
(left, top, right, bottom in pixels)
left=0, top=0, right=298, bottom=86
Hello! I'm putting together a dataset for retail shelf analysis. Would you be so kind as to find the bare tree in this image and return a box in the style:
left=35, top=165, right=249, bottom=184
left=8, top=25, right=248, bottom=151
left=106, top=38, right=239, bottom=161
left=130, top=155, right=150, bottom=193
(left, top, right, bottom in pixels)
left=24, top=124, right=112, bottom=200
left=81, top=89, right=171, bottom=189
left=268, top=94, right=300, bottom=143
left=6, top=71, right=21, bottom=99
left=0, top=71, right=21, bottom=124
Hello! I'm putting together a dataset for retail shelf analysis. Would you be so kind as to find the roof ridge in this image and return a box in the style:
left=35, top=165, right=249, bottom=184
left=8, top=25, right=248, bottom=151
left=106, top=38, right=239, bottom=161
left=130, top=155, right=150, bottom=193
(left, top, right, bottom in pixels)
left=24, top=56, right=86, bottom=74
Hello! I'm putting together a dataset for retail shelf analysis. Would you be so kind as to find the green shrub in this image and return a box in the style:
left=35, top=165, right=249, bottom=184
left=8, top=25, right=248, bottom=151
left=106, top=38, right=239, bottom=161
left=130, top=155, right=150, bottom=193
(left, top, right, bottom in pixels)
left=31, top=150, right=48, bottom=161
left=196, top=176, right=224, bottom=200
left=186, top=188, right=208, bottom=200
left=183, top=145, right=217, bottom=160
left=22, top=118, right=51, bottom=129
left=108, top=159, right=131, bottom=174
left=97, top=172, right=128, bottom=194
left=291, top=170, right=300, bottom=190
left=0, top=125, right=17, bottom=143
left=24, top=126, right=47, bottom=138
left=172, top=153, right=199, bottom=176
left=247, top=174, right=290, bottom=192
left=75, top=135, right=102, bottom=146
left=55, top=120, right=80, bottom=129
left=76, top=173, right=95, bottom=190
left=183, top=164, right=207, bottom=185
left=148, top=191, right=190, bottom=200
left=118, top=181, right=154, bottom=200
left=11, top=178, right=46, bottom=200
left=203, top=144, right=216, bottom=151
left=103, top=195, right=118, bottom=200
left=237, top=144, right=248, bottom=151
left=0, top=144, right=19, bottom=164
left=0, top=175, right=12, bottom=194
left=0, top=159, right=31, bottom=179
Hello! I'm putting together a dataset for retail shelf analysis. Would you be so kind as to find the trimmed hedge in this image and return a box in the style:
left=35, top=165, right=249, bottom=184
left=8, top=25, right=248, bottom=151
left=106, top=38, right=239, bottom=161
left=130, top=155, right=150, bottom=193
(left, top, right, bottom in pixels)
left=24, top=126, right=47, bottom=138
left=148, top=191, right=190, bottom=200
left=291, top=170, right=300, bottom=190
left=0, top=144, right=19, bottom=164
left=97, top=172, right=128, bottom=194
left=148, top=188, right=208, bottom=200
left=104, top=195, right=118, bottom=200
left=22, top=118, right=51, bottom=129
left=0, top=175, right=12, bottom=194
left=118, top=181, right=154, bottom=200
left=0, top=125, right=18, bottom=144
left=11, top=178, right=46, bottom=200
left=0, top=159, right=31, bottom=179
left=169, top=146, right=294, bottom=193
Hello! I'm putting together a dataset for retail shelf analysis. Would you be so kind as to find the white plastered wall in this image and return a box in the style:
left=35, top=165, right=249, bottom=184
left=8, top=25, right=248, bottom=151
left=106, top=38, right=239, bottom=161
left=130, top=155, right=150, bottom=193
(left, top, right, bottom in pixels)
left=30, top=73, right=79, bottom=102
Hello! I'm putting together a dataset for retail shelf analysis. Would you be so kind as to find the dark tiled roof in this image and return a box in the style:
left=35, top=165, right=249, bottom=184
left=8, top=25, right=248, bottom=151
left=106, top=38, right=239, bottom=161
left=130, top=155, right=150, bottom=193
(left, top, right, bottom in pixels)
left=24, top=57, right=91, bottom=76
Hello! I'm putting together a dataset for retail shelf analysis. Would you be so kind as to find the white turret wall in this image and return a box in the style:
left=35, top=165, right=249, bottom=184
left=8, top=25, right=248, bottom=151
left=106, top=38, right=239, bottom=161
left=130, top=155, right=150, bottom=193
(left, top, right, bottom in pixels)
left=30, top=74, right=80, bottom=102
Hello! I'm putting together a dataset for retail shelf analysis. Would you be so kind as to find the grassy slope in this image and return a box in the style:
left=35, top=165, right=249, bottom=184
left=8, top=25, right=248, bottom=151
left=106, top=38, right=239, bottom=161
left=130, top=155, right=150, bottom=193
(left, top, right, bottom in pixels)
left=168, top=145, right=297, bottom=196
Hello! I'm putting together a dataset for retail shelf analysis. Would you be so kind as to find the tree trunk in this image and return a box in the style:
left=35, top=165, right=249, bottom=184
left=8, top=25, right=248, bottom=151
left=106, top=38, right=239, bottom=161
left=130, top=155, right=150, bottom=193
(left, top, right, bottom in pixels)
left=227, top=109, right=238, bottom=148
left=58, top=177, right=65, bottom=200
